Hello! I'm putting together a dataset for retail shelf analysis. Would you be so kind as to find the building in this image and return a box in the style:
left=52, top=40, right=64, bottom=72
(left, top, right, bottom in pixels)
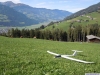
left=86, top=35, right=100, bottom=43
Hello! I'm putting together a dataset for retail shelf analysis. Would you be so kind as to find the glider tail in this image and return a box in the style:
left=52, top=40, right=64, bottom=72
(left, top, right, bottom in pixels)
left=72, top=50, right=83, bottom=56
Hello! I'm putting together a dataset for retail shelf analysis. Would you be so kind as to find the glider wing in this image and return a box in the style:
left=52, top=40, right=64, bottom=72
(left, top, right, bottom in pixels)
left=61, top=55, right=94, bottom=64
left=47, top=51, right=60, bottom=56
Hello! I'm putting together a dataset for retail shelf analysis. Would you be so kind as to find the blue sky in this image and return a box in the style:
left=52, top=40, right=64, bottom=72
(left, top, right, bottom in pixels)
left=0, top=0, right=100, bottom=13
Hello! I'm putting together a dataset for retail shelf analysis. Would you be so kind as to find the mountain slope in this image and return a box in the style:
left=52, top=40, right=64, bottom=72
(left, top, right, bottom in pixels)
left=0, top=4, right=38, bottom=27
left=1, top=1, right=72, bottom=23
left=64, top=2, right=100, bottom=20
left=43, top=2, right=100, bottom=31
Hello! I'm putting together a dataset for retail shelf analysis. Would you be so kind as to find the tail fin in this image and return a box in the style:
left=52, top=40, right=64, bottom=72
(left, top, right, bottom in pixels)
left=72, top=50, right=83, bottom=56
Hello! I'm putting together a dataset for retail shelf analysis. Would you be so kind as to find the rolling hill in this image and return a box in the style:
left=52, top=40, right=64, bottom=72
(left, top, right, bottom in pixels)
left=1, top=1, right=72, bottom=23
left=43, top=2, right=100, bottom=31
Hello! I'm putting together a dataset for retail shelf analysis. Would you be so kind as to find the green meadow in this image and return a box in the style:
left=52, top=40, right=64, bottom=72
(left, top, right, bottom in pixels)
left=44, top=12, right=100, bottom=31
left=0, top=36, right=100, bottom=75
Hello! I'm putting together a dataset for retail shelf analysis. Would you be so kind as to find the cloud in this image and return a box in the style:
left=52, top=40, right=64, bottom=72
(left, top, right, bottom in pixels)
left=0, top=0, right=21, bottom=3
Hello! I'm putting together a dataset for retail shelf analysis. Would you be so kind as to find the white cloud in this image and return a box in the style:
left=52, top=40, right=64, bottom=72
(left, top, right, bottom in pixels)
left=0, top=0, right=21, bottom=3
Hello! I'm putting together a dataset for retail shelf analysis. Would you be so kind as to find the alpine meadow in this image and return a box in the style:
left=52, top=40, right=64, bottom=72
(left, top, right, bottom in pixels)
left=0, top=36, right=100, bottom=75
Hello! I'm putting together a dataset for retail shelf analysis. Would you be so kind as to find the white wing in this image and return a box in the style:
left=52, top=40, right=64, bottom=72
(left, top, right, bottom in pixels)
left=47, top=51, right=60, bottom=56
left=61, top=55, right=94, bottom=64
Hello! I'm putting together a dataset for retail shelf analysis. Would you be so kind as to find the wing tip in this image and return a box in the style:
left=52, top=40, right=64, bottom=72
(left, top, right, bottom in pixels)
left=85, top=62, right=94, bottom=64
left=47, top=50, right=50, bottom=52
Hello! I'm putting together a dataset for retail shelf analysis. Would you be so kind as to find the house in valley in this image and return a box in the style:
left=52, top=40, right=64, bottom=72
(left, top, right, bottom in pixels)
left=86, top=35, right=100, bottom=43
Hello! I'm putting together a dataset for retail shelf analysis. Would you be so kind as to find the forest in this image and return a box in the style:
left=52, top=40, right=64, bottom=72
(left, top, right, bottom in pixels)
left=3, top=23, right=100, bottom=42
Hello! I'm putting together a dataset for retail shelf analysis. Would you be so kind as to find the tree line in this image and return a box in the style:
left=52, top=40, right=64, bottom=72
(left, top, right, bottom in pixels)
left=6, top=23, right=100, bottom=42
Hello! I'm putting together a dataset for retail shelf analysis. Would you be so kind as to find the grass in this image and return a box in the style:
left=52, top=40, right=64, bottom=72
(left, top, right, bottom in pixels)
left=0, top=36, right=100, bottom=75
left=44, top=21, right=70, bottom=31
left=44, top=12, right=100, bottom=31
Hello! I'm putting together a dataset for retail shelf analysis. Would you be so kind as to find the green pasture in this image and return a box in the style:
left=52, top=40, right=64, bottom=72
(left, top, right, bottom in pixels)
left=44, top=12, right=100, bottom=31
left=44, top=21, right=70, bottom=31
left=0, top=36, right=100, bottom=75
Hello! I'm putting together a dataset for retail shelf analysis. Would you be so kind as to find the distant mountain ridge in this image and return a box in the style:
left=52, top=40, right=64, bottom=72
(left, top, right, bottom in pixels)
left=1, top=1, right=72, bottom=23
left=64, top=2, right=100, bottom=20
left=0, top=4, right=38, bottom=27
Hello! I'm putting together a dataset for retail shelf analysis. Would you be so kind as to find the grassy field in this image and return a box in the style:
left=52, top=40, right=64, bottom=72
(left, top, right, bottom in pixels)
left=0, top=36, right=100, bottom=75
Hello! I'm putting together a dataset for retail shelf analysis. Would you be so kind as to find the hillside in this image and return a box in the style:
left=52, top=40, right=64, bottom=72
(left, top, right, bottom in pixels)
left=64, top=2, right=100, bottom=20
left=44, top=11, right=100, bottom=31
left=1, top=1, right=72, bottom=23
left=0, top=4, right=38, bottom=27
left=43, top=2, right=100, bottom=31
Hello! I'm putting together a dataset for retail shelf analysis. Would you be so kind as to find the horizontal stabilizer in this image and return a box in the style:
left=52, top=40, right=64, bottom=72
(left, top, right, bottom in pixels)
left=72, top=50, right=83, bottom=52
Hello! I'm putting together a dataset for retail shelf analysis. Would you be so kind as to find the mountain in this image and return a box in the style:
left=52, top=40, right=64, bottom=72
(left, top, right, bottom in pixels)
left=0, top=4, right=38, bottom=27
left=64, top=2, right=100, bottom=20
left=43, top=2, right=100, bottom=31
left=1, top=1, right=72, bottom=23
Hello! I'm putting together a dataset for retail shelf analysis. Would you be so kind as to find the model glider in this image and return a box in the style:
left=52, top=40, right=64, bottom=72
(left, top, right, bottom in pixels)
left=47, top=50, right=94, bottom=64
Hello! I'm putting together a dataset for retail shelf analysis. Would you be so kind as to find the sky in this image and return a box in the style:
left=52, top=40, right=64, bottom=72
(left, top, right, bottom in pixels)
left=0, top=0, right=100, bottom=13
